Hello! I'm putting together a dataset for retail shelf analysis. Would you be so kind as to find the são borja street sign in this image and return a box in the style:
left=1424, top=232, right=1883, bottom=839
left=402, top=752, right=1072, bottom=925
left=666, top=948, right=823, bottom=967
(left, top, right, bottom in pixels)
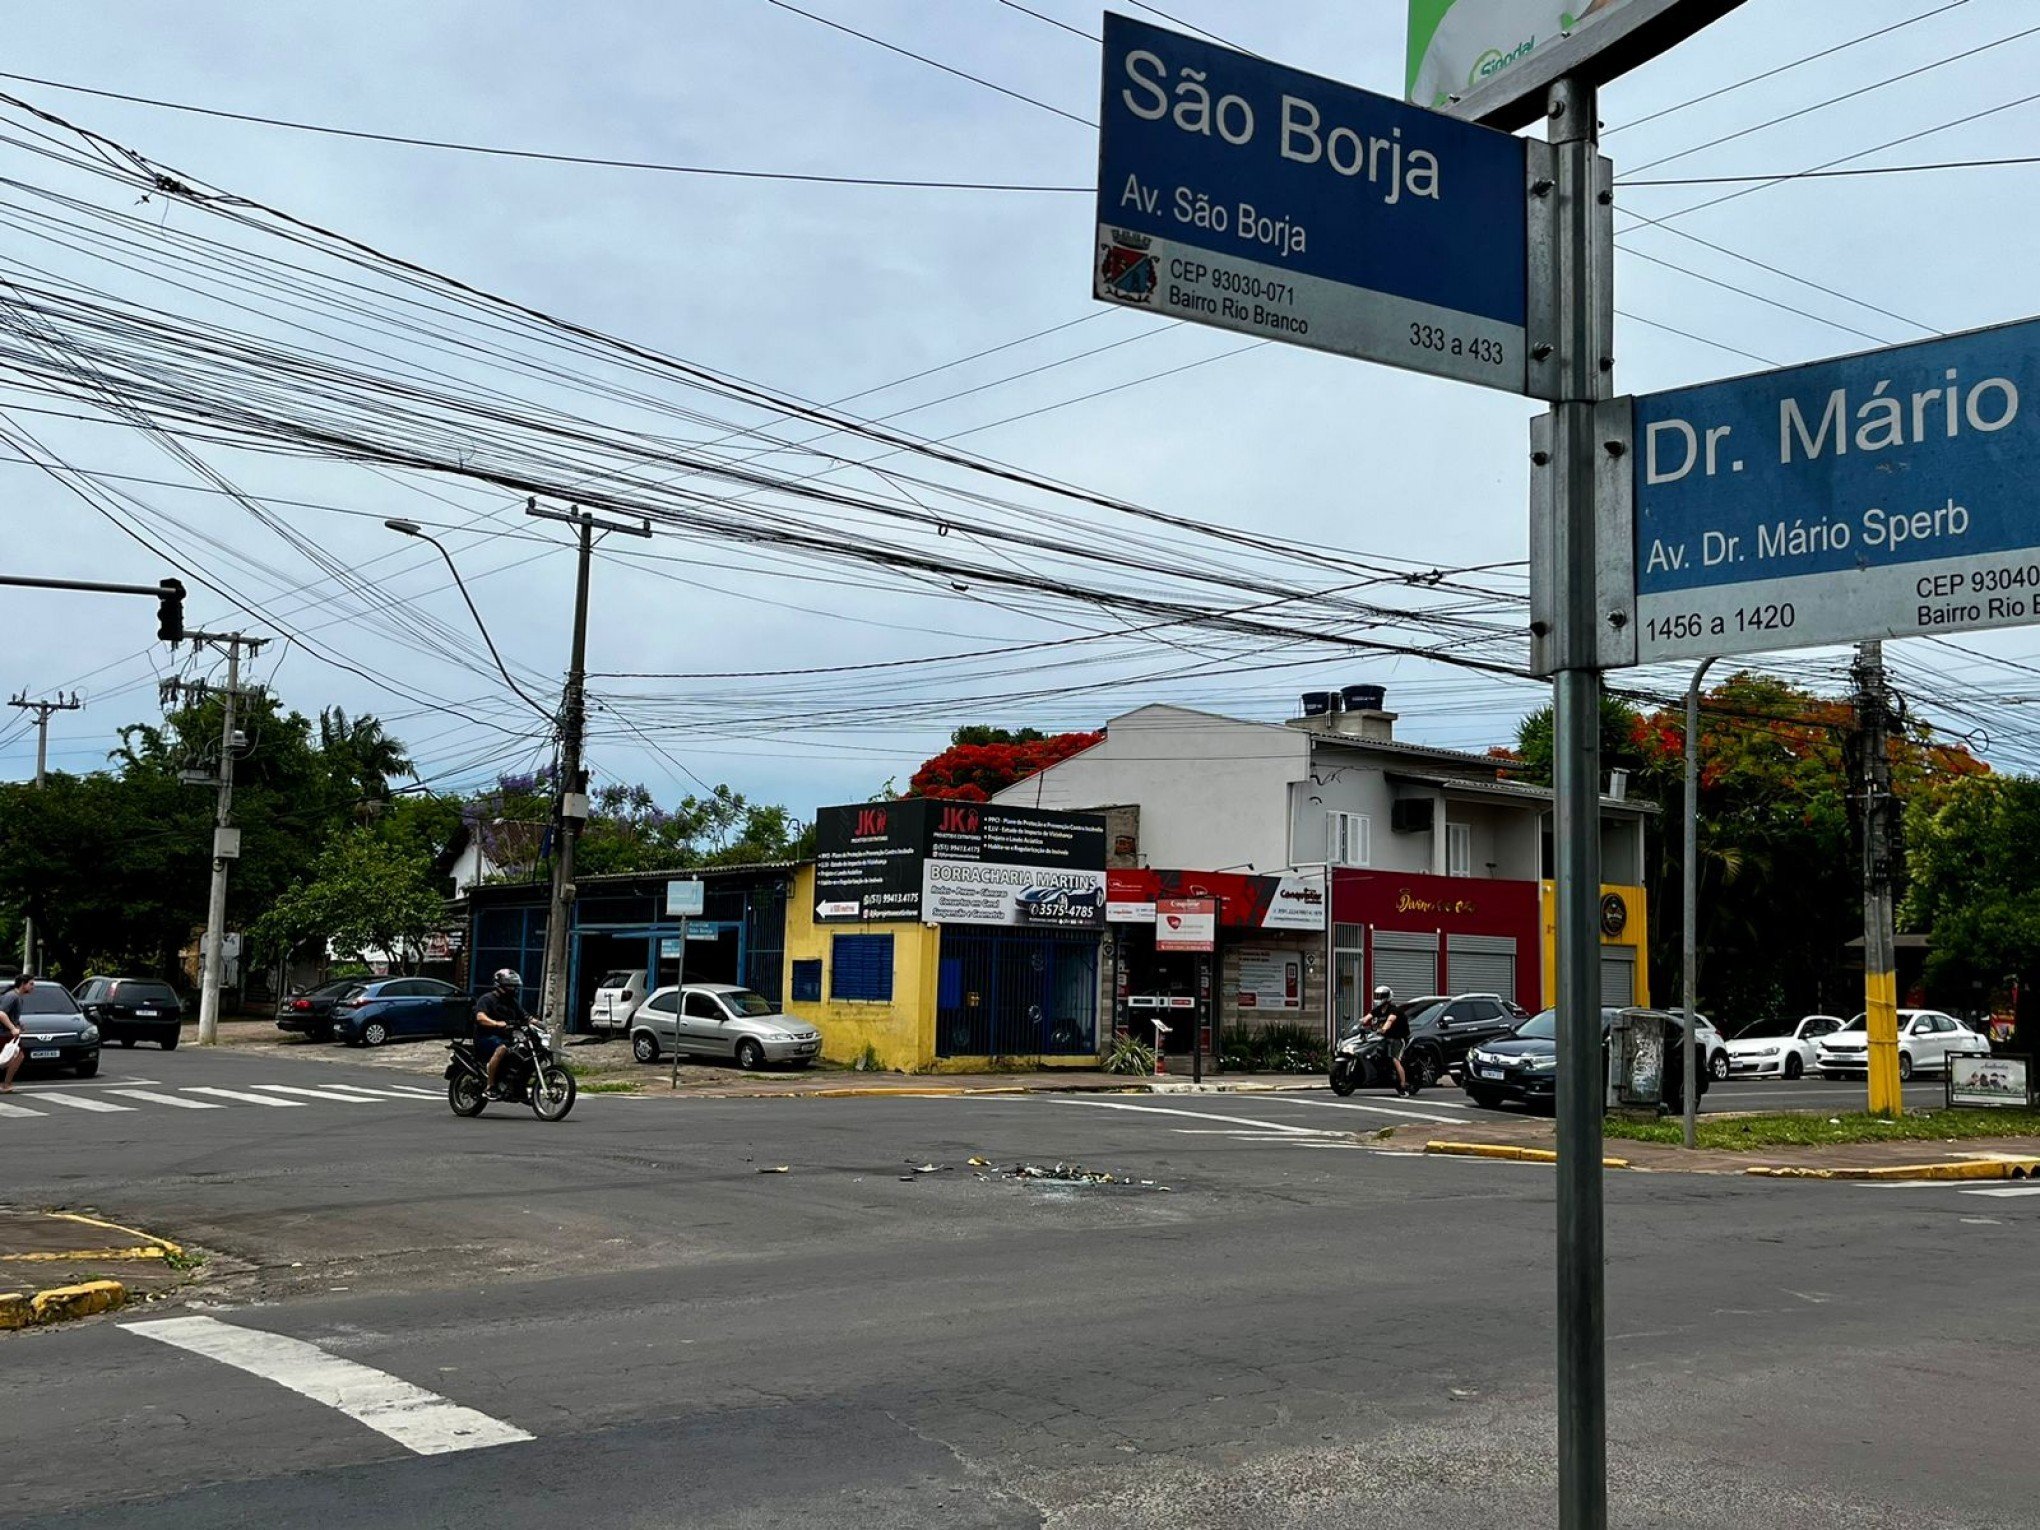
left=1094, top=12, right=1536, bottom=395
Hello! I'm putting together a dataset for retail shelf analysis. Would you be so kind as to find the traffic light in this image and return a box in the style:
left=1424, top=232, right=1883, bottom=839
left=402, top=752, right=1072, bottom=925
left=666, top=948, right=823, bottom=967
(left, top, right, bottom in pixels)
left=157, top=578, right=185, bottom=643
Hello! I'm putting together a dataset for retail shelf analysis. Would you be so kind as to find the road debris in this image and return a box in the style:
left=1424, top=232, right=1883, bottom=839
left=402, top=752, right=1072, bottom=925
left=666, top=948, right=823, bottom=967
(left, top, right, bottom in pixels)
left=757, top=1166, right=790, bottom=1174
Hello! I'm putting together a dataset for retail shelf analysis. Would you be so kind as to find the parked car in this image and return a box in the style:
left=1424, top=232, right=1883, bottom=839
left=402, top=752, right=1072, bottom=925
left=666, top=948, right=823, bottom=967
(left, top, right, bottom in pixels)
left=276, top=977, right=365, bottom=1040
left=72, top=976, right=185, bottom=1050
left=328, top=977, right=471, bottom=1047
left=1816, top=1009, right=1990, bottom=1080
left=3, top=982, right=100, bottom=1077
left=1461, top=1006, right=1708, bottom=1114
left=588, top=968, right=649, bottom=1035
left=1666, top=1009, right=1733, bottom=1081
left=1397, top=993, right=1523, bottom=1088
left=1725, top=1014, right=1843, bottom=1080
left=629, top=984, right=821, bottom=1070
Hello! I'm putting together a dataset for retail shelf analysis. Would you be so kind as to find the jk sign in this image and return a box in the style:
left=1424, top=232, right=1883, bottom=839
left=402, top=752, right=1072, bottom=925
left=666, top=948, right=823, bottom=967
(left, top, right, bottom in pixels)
left=1634, top=318, right=2040, bottom=664
left=1094, top=13, right=1533, bottom=394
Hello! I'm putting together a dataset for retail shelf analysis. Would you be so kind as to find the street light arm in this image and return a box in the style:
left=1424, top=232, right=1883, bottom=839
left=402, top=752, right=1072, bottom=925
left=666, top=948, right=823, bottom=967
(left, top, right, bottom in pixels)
left=384, top=520, right=556, bottom=724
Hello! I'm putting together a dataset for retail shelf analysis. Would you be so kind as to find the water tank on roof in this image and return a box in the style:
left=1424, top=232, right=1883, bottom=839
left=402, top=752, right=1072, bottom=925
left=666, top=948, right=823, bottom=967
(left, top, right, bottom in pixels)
left=1300, top=691, right=1339, bottom=717
left=1342, top=683, right=1387, bottom=712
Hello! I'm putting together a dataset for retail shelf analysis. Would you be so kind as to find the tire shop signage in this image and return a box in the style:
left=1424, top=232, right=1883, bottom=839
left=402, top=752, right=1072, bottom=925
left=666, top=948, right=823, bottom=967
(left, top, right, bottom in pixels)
left=813, top=800, right=1106, bottom=924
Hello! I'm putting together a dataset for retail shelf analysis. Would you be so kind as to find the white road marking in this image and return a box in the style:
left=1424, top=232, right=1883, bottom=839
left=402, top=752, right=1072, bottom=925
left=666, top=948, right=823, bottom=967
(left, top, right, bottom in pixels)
left=33, top=1091, right=135, bottom=1113
left=1960, top=1185, right=2040, bottom=1198
left=1051, top=1099, right=1332, bottom=1135
left=107, top=1089, right=222, bottom=1110
left=126, top=1316, right=532, bottom=1456
left=250, top=1084, right=380, bottom=1104
left=184, top=1087, right=309, bottom=1108
left=0, top=1100, right=47, bottom=1118
left=311, top=1082, right=437, bottom=1100
left=1272, top=1095, right=1466, bottom=1125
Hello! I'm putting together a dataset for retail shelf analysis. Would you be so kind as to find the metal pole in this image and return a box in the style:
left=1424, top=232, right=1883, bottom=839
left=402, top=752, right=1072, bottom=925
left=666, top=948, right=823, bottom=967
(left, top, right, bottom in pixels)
left=538, top=513, right=593, bottom=1042
left=669, top=915, right=689, bottom=1090
left=1856, top=640, right=1902, bottom=1115
left=196, top=641, right=241, bottom=1046
left=1548, top=73, right=1608, bottom=1530
left=1681, top=656, right=1716, bottom=1149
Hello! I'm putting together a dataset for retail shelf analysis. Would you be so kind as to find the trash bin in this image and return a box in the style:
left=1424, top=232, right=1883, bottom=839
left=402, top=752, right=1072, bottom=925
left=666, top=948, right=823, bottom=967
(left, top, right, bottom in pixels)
left=1607, top=1009, right=1669, bottom=1109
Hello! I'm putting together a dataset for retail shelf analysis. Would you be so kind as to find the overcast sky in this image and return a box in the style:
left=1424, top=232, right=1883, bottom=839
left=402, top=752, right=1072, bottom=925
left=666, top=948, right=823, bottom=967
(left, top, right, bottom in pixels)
left=7, top=0, right=2040, bottom=819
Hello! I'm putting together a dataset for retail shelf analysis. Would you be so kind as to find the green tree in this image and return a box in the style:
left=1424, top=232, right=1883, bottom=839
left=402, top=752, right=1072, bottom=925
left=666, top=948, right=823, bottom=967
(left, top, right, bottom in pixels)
left=247, top=828, right=449, bottom=972
left=1903, top=774, right=2040, bottom=1046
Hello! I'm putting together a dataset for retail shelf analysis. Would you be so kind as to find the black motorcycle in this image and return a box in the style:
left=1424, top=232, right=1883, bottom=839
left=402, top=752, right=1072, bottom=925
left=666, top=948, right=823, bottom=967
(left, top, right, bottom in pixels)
left=445, top=1023, right=577, bottom=1122
left=1328, top=1028, right=1425, bottom=1097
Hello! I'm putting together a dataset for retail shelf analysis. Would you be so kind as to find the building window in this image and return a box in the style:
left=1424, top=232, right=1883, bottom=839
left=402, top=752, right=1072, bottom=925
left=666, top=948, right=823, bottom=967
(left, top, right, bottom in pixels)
left=790, top=959, right=822, bottom=1003
left=830, top=934, right=894, bottom=1002
left=1328, top=811, right=1371, bottom=867
left=1447, top=822, right=1472, bottom=877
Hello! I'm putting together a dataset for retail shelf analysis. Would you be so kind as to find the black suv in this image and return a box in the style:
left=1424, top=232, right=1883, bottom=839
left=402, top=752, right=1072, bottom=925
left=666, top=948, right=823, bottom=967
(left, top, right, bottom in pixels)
left=1399, top=993, right=1524, bottom=1088
left=74, top=977, right=185, bottom=1049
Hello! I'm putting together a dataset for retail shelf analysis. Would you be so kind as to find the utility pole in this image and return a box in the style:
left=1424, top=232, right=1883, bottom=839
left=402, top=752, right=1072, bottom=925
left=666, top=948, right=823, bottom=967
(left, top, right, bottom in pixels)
left=166, top=631, right=268, bottom=1045
left=526, top=501, right=651, bottom=1037
left=1854, top=640, right=1902, bottom=1115
left=9, top=689, right=82, bottom=970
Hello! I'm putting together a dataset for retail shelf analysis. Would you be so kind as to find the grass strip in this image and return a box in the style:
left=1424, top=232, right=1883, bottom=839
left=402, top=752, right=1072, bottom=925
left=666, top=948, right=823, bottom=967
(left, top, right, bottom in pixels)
left=1603, top=1108, right=2040, bottom=1150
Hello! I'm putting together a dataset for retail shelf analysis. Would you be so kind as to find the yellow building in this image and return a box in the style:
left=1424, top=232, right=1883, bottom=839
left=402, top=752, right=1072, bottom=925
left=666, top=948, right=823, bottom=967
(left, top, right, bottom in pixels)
left=1538, top=882, right=1651, bottom=1008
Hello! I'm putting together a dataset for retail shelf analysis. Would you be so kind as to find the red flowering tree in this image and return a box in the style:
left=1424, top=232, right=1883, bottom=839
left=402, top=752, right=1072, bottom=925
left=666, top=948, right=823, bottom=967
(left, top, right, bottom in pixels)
left=908, top=727, right=1103, bottom=801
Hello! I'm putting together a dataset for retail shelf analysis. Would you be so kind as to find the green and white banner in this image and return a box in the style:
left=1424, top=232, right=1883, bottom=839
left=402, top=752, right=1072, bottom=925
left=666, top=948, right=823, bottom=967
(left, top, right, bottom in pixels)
left=1406, top=0, right=1629, bottom=109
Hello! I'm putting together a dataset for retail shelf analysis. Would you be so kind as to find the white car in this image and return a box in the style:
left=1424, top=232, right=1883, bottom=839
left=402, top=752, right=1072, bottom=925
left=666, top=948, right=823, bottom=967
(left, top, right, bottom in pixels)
left=1725, top=1014, right=1844, bottom=1080
left=587, top=968, right=648, bottom=1034
left=1668, top=1010, right=1733, bottom=1081
left=1816, top=1009, right=1990, bottom=1081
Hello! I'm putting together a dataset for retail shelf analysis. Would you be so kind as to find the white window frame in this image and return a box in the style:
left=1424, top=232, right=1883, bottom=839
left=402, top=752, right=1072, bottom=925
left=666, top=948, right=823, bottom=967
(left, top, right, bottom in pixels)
left=1447, top=822, right=1472, bottom=877
left=1327, top=810, right=1371, bottom=868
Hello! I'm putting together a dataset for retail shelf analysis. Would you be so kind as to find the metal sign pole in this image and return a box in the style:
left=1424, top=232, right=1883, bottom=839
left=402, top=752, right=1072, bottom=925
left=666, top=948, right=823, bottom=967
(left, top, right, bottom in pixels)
left=1682, top=656, right=1716, bottom=1149
left=1547, top=74, right=1610, bottom=1530
left=669, top=914, right=689, bottom=1091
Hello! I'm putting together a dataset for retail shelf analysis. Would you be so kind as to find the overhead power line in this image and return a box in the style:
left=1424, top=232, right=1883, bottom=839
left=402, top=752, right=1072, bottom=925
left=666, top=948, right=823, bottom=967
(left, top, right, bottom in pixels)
left=1622, top=151, right=2040, bottom=187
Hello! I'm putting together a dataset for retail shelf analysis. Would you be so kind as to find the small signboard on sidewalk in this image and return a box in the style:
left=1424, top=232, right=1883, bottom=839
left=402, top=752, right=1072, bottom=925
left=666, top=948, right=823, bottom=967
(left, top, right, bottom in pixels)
left=1948, top=1053, right=2032, bottom=1110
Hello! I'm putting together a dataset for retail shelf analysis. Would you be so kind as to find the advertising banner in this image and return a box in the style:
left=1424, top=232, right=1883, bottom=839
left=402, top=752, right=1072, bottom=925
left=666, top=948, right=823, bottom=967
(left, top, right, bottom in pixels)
left=1154, top=898, right=1217, bottom=953
left=814, top=800, right=1106, bottom=923
left=1106, top=868, right=1327, bottom=930
left=1948, top=1053, right=2031, bottom=1110
left=1236, top=948, right=1304, bottom=1011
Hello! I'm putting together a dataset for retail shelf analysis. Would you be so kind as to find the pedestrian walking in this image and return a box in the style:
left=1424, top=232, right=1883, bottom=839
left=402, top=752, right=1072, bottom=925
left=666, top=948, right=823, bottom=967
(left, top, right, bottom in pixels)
left=0, top=972, right=32, bottom=1092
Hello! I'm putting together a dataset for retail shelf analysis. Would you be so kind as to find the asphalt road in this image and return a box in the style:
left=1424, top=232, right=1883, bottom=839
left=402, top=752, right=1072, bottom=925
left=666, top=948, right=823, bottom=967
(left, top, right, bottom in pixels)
left=1, top=1045, right=2030, bottom=1528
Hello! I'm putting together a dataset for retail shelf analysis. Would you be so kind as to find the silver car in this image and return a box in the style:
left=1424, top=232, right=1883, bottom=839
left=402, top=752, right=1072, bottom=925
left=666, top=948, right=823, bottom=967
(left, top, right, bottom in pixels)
left=628, top=984, right=821, bottom=1070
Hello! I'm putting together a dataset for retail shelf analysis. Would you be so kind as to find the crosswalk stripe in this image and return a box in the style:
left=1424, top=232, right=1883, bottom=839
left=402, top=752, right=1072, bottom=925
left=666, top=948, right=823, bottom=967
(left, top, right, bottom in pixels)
left=311, top=1083, right=435, bottom=1100
left=1960, top=1185, right=2040, bottom=1198
left=1051, top=1098, right=1333, bottom=1135
left=250, top=1084, right=379, bottom=1104
left=1273, top=1095, right=1466, bottom=1125
left=34, top=1092, right=135, bottom=1113
left=107, top=1089, right=222, bottom=1110
left=0, top=1099, right=47, bottom=1118
left=126, top=1316, right=532, bottom=1456
left=184, top=1087, right=309, bottom=1108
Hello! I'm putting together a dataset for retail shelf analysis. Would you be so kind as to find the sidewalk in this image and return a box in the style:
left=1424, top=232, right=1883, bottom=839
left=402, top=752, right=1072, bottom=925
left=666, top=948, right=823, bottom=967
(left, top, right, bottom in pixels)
left=0, top=1209, right=191, bottom=1330
left=1385, top=1115, right=2040, bottom=1178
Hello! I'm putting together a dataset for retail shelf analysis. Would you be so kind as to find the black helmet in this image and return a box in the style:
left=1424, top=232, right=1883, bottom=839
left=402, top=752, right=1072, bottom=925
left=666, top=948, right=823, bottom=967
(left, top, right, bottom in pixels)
left=492, top=968, right=522, bottom=990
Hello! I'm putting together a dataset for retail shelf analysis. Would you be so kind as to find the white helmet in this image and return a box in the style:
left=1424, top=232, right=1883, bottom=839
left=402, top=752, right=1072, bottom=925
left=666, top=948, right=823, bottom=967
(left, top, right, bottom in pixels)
left=1373, top=985, right=1393, bottom=1001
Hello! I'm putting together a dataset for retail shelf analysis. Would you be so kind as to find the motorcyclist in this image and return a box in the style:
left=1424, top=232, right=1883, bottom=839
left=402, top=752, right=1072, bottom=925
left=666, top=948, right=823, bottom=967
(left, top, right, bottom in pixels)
left=1367, top=984, right=1411, bottom=1096
left=474, top=969, right=528, bottom=1099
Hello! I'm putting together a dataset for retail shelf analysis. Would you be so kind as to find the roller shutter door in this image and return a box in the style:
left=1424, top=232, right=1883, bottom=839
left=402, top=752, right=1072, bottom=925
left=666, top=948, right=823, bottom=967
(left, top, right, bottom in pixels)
left=1447, top=934, right=1516, bottom=1003
left=1598, top=947, right=1637, bottom=1007
left=1371, top=930, right=1438, bottom=1001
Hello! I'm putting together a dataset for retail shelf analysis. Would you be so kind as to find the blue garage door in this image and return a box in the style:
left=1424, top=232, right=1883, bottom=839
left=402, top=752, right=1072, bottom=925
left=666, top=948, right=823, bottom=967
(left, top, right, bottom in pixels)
left=937, top=929, right=1098, bottom=1058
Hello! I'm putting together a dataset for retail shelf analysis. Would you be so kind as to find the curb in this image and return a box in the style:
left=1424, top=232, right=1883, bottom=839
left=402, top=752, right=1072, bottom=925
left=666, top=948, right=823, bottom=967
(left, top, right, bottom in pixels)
left=0, top=1212, right=186, bottom=1266
left=1744, top=1157, right=2040, bottom=1182
left=0, top=1279, right=126, bottom=1331
left=1148, top=1081, right=1328, bottom=1096
left=1425, top=1140, right=1633, bottom=1169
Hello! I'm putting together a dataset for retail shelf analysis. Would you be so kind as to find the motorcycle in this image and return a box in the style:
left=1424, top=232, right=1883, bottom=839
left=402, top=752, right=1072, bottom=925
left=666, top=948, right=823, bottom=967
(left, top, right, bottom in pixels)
left=1328, top=1027, right=1423, bottom=1097
left=445, top=1022, right=577, bottom=1122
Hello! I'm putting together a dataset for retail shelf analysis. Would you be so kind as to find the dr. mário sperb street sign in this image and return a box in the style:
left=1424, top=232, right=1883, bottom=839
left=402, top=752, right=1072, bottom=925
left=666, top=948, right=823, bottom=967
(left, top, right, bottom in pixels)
left=1093, top=12, right=1534, bottom=395
left=1633, top=318, right=2040, bottom=664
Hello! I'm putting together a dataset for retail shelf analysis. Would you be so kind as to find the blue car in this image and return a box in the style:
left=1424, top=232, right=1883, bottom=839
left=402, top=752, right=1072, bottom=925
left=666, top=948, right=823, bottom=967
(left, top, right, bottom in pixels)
left=329, top=977, right=470, bottom=1047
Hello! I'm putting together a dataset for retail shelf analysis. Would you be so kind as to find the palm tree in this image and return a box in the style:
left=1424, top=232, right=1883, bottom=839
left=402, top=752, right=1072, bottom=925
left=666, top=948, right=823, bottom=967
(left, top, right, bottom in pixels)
left=319, top=708, right=415, bottom=807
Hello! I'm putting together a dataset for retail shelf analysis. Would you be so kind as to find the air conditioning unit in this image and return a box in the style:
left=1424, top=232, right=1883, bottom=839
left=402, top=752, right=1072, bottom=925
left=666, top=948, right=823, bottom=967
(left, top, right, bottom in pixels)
left=1391, top=798, right=1435, bottom=835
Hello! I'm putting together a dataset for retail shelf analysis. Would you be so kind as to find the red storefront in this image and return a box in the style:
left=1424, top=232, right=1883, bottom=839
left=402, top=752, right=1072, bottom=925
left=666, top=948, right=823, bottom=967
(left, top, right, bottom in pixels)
left=1331, top=870, right=1540, bottom=1037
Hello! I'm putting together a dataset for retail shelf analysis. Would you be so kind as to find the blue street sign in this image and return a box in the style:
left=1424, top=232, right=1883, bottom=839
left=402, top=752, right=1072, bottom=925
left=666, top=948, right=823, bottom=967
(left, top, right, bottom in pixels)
left=1633, top=318, right=2040, bottom=663
left=1095, top=13, right=1532, bottom=394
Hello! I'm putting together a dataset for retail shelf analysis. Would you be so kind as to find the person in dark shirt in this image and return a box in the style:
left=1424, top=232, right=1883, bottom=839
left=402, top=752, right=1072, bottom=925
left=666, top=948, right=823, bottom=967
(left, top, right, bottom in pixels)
left=0, top=972, right=30, bottom=1092
left=1368, top=984, right=1411, bottom=1096
left=474, top=969, right=528, bottom=1098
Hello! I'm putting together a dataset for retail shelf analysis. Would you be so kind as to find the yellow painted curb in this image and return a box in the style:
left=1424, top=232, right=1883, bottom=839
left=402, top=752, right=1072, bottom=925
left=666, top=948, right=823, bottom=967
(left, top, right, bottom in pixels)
left=1746, top=1158, right=2040, bottom=1182
left=1425, top=1141, right=1631, bottom=1169
left=0, top=1247, right=170, bottom=1263
left=29, top=1280, right=126, bottom=1324
left=48, top=1213, right=184, bottom=1259
left=0, top=1280, right=126, bottom=1330
left=805, top=1085, right=1035, bottom=1099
